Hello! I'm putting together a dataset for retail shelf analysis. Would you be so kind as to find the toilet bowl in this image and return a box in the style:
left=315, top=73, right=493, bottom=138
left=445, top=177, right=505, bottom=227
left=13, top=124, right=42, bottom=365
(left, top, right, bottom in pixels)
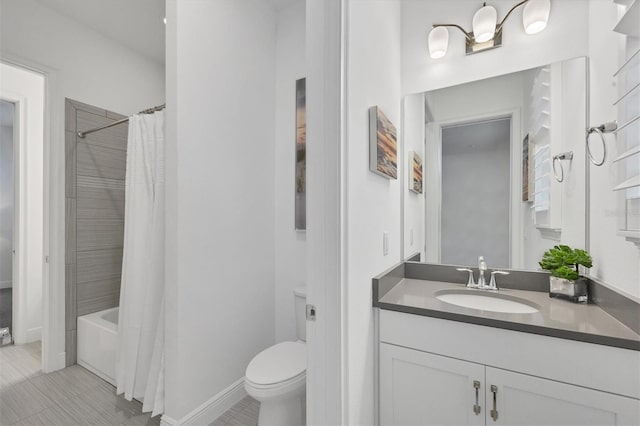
left=244, top=286, right=307, bottom=426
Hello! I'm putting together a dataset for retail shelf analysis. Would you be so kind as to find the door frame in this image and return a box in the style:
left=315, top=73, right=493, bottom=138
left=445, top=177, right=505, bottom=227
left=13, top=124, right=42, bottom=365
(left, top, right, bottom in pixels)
left=424, top=108, right=523, bottom=268
left=0, top=54, right=64, bottom=372
left=305, top=0, right=348, bottom=424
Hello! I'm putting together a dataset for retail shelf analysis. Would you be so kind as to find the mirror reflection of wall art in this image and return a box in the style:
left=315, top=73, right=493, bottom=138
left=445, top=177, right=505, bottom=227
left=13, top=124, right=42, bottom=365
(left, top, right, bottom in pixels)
left=522, top=134, right=533, bottom=202
left=295, top=78, right=306, bottom=230
left=409, top=151, right=423, bottom=194
left=369, top=106, right=398, bottom=179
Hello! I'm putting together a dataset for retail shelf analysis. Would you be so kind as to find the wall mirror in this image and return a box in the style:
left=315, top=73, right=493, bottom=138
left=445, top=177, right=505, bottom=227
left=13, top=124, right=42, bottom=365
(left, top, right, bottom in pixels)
left=402, top=57, right=588, bottom=271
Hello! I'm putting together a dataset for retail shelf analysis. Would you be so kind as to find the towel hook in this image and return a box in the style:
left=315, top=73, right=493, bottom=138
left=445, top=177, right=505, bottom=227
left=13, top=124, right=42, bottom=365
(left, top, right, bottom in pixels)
left=552, top=151, right=574, bottom=182
left=586, top=121, right=617, bottom=166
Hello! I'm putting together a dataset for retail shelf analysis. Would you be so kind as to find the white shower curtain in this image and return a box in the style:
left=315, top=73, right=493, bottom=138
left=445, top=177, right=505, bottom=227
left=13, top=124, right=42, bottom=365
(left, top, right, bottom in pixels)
left=117, top=111, right=165, bottom=416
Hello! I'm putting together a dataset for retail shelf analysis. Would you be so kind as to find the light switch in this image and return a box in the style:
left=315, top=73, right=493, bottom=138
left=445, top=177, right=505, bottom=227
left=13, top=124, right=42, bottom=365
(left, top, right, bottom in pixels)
left=383, top=232, right=389, bottom=256
left=410, top=229, right=414, bottom=246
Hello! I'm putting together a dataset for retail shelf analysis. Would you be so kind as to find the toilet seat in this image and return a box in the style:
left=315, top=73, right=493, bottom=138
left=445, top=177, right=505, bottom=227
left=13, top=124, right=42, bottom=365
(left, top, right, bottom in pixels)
left=246, top=341, right=306, bottom=386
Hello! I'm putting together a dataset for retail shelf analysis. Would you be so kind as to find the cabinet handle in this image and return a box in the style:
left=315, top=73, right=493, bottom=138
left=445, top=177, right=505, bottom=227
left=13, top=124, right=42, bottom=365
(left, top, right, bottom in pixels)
left=490, top=385, right=498, bottom=421
left=473, top=380, right=481, bottom=415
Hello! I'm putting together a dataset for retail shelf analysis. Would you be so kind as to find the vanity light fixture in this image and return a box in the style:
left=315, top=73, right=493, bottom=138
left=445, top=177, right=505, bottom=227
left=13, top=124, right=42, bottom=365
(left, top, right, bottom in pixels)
left=428, top=0, right=550, bottom=58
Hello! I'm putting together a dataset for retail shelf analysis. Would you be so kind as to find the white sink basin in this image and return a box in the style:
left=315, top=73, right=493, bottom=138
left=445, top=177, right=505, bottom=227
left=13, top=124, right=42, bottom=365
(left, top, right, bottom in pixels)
left=435, top=290, right=539, bottom=314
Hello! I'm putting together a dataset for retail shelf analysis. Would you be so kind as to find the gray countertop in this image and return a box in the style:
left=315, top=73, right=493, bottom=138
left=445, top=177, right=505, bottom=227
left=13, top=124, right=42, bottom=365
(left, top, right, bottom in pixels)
left=377, top=278, right=640, bottom=351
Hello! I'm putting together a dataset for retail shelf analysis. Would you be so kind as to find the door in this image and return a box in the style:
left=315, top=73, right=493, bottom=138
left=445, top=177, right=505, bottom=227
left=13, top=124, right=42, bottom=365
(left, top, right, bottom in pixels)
left=380, top=343, right=485, bottom=426
left=486, top=366, right=640, bottom=426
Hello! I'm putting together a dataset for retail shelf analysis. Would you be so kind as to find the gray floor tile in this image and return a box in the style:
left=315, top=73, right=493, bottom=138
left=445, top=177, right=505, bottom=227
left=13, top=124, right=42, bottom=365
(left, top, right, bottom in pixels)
left=0, top=342, right=158, bottom=426
left=0, top=379, right=55, bottom=420
left=29, top=371, right=82, bottom=403
left=0, top=362, right=27, bottom=389
left=0, top=396, right=21, bottom=425
left=16, top=403, right=79, bottom=426
left=1, top=344, right=42, bottom=379
left=55, top=394, right=109, bottom=426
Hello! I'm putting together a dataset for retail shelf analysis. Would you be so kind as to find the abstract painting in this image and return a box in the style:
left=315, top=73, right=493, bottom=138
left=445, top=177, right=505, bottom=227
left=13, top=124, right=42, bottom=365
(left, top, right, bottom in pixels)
left=409, top=151, right=423, bottom=194
left=295, top=78, right=306, bottom=230
left=369, top=106, right=397, bottom=179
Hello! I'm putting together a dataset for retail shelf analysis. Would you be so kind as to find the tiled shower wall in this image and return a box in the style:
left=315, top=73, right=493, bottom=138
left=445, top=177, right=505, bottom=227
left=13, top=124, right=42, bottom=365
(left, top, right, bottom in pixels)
left=65, top=99, right=127, bottom=366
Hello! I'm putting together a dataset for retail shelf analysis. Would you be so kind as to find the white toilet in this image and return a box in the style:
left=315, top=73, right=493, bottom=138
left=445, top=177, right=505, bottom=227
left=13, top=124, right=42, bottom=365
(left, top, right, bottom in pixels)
left=244, top=286, right=307, bottom=426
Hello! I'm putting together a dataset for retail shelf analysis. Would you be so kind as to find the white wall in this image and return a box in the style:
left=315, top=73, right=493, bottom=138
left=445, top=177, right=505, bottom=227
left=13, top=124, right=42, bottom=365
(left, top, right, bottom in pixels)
left=0, top=105, right=13, bottom=289
left=166, top=0, right=277, bottom=420
left=587, top=0, right=640, bottom=298
left=0, top=0, right=165, bottom=370
left=275, top=1, right=307, bottom=343
left=347, top=1, right=402, bottom=424
left=401, top=0, right=589, bottom=95
left=0, top=62, right=45, bottom=344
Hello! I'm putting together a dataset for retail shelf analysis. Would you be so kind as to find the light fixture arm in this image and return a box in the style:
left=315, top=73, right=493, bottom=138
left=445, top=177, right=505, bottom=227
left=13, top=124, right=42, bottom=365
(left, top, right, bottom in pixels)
left=496, top=0, right=529, bottom=33
left=432, top=24, right=473, bottom=42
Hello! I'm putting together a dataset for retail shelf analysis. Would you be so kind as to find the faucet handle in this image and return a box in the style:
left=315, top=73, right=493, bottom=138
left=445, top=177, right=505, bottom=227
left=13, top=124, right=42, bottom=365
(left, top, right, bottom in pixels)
left=489, top=271, right=510, bottom=290
left=457, top=268, right=477, bottom=288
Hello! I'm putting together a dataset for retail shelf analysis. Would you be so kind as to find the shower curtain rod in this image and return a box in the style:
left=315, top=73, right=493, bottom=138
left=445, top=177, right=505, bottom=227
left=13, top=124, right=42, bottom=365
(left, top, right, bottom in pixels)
left=76, top=103, right=165, bottom=138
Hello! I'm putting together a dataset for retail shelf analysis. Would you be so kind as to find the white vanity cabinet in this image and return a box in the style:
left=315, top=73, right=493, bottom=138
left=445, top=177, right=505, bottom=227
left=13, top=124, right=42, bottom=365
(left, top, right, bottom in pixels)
left=378, top=311, right=640, bottom=426
left=486, top=366, right=639, bottom=426
left=380, top=344, right=485, bottom=426
left=380, top=343, right=639, bottom=426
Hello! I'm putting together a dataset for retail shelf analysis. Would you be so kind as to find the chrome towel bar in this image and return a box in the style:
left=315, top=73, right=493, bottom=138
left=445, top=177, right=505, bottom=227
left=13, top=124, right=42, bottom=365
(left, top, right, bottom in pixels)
left=552, top=151, right=573, bottom=182
left=586, top=121, right=617, bottom=166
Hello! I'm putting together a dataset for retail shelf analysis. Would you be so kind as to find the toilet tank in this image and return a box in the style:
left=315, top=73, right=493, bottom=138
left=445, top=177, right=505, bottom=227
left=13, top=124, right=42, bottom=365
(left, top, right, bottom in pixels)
left=294, top=286, right=307, bottom=342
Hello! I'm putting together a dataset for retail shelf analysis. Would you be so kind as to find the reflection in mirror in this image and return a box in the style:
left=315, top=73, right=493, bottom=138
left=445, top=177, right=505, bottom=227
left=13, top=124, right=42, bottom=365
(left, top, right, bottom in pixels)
left=402, top=57, right=587, bottom=271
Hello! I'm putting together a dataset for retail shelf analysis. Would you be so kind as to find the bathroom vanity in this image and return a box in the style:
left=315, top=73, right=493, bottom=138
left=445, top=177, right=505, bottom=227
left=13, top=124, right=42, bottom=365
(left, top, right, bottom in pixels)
left=373, top=263, right=640, bottom=426
left=385, top=46, right=640, bottom=425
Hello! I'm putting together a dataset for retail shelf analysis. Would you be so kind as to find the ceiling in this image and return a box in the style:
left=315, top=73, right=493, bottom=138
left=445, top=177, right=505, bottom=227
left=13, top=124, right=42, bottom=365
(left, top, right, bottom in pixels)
left=36, top=0, right=166, bottom=64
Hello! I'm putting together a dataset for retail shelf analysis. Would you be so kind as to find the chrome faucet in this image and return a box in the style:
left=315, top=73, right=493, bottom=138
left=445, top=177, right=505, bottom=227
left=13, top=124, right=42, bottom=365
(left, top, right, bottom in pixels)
left=457, top=256, right=510, bottom=291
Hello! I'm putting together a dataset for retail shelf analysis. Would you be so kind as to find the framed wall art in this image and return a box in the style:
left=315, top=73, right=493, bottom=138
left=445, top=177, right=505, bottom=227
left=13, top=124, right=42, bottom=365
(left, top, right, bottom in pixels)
left=369, top=106, right=397, bottom=179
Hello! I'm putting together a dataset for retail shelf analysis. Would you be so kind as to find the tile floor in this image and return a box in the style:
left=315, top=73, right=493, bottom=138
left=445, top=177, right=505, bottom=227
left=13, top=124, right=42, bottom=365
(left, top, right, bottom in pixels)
left=1, top=342, right=260, bottom=425
left=0, top=342, right=160, bottom=425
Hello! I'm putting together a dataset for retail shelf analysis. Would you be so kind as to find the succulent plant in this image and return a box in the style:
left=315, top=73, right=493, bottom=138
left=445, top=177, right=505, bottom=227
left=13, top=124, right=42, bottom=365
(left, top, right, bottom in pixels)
left=539, top=245, right=593, bottom=280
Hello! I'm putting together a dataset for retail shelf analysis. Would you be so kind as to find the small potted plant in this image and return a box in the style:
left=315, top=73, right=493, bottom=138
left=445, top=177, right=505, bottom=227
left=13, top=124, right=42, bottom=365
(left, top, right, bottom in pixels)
left=539, top=245, right=592, bottom=303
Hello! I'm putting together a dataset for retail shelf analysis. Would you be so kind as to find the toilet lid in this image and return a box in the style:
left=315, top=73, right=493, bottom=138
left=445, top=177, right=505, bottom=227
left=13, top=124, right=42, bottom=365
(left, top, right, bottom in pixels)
left=246, top=341, right=306, bottom=385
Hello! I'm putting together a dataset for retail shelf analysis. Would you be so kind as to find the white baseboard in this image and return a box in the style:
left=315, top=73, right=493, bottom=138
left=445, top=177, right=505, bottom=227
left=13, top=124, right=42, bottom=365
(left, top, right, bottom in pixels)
left=26, top=327, right=41, bottom=343
left=0, top=281, right=11, bottom=289
left=160, top=377, right=247, bottom=426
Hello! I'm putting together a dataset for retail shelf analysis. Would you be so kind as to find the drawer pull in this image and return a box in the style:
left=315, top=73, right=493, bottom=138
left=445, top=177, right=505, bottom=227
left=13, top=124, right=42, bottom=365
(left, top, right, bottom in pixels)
left=490, top=385, right=498, bottom=421
left=473, top=380, right=481, bottom=415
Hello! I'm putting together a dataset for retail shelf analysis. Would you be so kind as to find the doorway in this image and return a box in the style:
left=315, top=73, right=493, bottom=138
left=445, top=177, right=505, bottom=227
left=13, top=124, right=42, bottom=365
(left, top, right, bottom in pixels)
left=0, top=99, right=15, bottom=345
left=440, top=117, right=511, bottom=268
left=0, top=61, right=46, bottom=375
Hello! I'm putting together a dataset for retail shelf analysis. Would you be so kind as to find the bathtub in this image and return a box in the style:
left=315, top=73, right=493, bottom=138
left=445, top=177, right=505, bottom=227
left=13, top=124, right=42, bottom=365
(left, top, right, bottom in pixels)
left=77, top=307, right=118, bottom=386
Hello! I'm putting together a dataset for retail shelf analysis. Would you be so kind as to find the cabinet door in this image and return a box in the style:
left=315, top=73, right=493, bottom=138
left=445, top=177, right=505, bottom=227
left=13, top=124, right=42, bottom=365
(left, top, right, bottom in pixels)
left=380, top=343, right=485, bottom=426
left=485, top=367, right=640, bottom=426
